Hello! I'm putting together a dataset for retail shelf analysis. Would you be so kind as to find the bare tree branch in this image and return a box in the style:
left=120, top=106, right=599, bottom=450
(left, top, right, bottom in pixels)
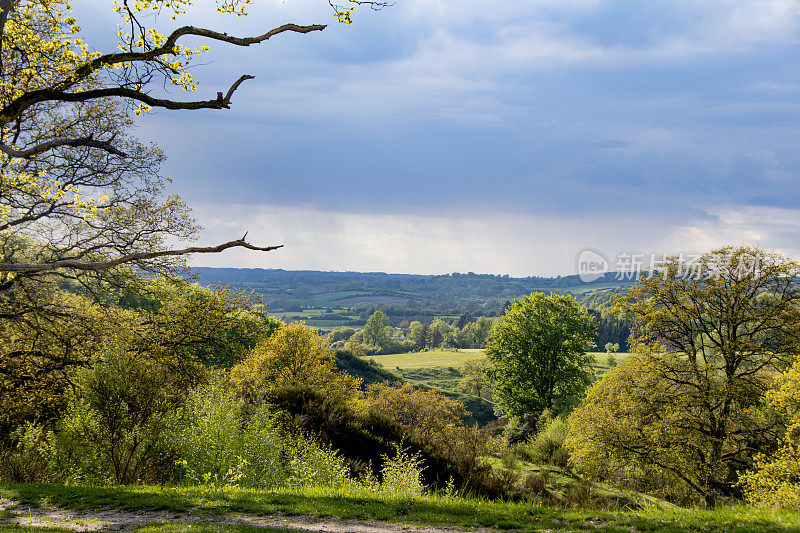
left=27, top=75, right=255, bottom=113
left=0, top=23, right=326, bottom=122
left=0, top=236, right=283, bottom=274
left=0, top=134, right=126, bottom=158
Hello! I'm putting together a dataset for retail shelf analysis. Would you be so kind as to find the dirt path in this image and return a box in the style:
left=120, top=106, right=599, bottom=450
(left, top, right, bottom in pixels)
left=1, top=499, right=498, bottom=533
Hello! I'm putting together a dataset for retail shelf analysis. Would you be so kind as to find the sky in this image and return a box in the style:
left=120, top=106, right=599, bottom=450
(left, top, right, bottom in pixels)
left=83, top=0, right=800, bottom=276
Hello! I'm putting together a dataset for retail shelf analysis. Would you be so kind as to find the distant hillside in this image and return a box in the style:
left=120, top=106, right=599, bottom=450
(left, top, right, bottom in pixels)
left=191, top=267, right=633, bottom=322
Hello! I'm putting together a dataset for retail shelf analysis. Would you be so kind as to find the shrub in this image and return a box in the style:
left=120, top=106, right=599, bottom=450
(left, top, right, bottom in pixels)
left=364, top=383, right=467, bottom=447
left=265, top=384, right=495, bottom=495
left=523, top=415, right=570, bottom=467
left=231, top=323, right=361, bottom=407
left=521, top=471, right=553, bottom=502
left=377, top=445, right=426, bottom=497
left=333, top=349, right=399, bottom=385
left=50, top=347, right=181, bottom=484
left=740, top=437, right=800, bottom=510
left=740, top=355, right=800, bottom=509
left=177, top=376, right=286, bottom=488
left=0, top=423, right=55, bottom=482
left=286, top=435, right=352, bottom=489
left=503, top=418, right=533, bottom=444
left=178, top=376, right=356, bottom=490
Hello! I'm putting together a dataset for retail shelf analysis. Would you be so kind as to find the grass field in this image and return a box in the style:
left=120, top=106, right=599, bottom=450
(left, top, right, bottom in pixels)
left=268, top=308, right=362, bottom=330
left=367, top=350, right=631, bottom=374
left=1, top=482, right=798, bottom=533
left=367, top=349, right=486, bottom=370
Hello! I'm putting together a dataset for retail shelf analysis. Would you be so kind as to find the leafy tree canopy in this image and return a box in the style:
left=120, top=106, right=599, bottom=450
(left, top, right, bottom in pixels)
left=484, top=292, right=596, bottom=426
left=230, top=322, right=362, bottom=407
left=569, top=246, right=800, bottom=506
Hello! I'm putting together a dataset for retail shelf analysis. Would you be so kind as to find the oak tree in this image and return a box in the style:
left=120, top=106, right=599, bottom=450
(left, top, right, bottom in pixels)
left=0, top=0, right=382, bottom=431
left=568, top=246, right=799, bottom=506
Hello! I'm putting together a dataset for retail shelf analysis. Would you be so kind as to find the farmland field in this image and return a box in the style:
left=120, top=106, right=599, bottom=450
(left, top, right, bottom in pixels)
left=367, top=350, right=630, bottom=373
left=337, top=295, right=411, bottom=305
left=367, top=349, right=486, bottom=370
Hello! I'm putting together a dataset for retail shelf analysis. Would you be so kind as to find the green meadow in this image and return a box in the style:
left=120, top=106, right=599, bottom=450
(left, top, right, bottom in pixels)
left=367, top=350, right=630, bottom=374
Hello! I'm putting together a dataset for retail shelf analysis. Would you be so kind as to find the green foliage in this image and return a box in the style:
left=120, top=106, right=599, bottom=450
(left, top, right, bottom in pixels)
left=741, top=352, right=800, bottom=509
left=0, top=288, right=120, bottom=436
left=372, top=445, right=426, bottom=498
left=599, top=246, right=799, bottom=506
left=741, top=435, right=800, bottom=510
left=364, top=383, right=467, bottom=441
left=426, top=318, right=455, bottom=350
left=129, top=280, right=278, bottom=371
left=458, top=357, right=488, bottom=398
left=264, top=382, right=496, bottom=496
left=457, top=317, right=493, bottom=349
left=176, top=377, right=285, bottom=488
left=567, top=357, right=701, bottom=504
left=330, top=327, right=357, bottom=343
left=285, top=436, right=352, bottom=489
left=522, top=414, right=570, bottom=467
left=50, top=347, right=181, bottom=484
left=0, top=275, right=276, bottom=439
left=347, top=311, right=416, bottom=355
left=364, top=383, right=493, bottom=493
left=386, top=366, right=496, bottom=426
left=567, top=354, right=780, bottom=506
left=407, top=321, right=427, bottom=351
left=230, top=322, right=361, bottom=407
left=0, top=422, right=55, bottom=482
left=333, top=350, right=399, bottom=385
left=363, top=310, right=390, bottom=350
left=485, top=293, right=596, bottom=424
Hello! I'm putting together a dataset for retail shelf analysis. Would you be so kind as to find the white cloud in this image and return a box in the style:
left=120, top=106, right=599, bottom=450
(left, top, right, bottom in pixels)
left=724, top=0, right=800, bottom=44
left=659, top=205, right=800, bottom=259
left=187, top=203, right=800, bottom=276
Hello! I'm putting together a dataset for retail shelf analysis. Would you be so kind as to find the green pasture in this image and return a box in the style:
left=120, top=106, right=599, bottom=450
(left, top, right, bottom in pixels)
left=398, top=367, right=463, bottom=394
left=269, top=308, right=360, bottom=329
left=367, top=350, right=630, bottom=374
left=366, top=349, right=485, bottom=370
left=305, top=290, right=364, bottom=305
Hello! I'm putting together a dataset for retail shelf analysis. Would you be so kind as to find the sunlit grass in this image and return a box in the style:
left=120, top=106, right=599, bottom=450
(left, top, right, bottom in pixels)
left=1, top=483, right=799, bottom=532
left=368, top=349, right=485, bottom=370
